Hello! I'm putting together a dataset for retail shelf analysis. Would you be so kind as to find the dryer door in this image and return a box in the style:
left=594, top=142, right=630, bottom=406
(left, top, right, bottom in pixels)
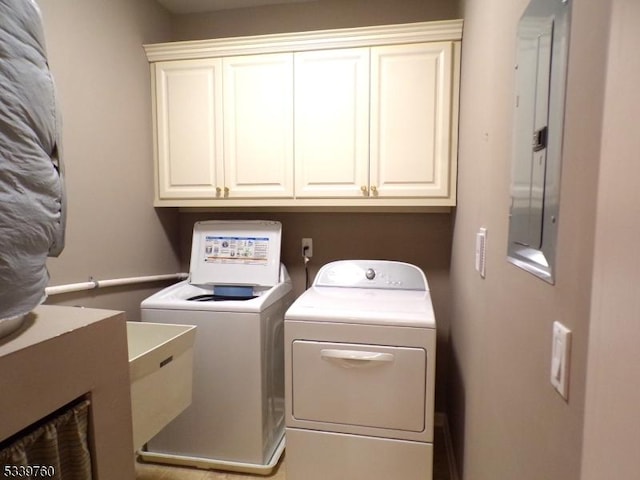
left=291, top=341, right=426, bottom=433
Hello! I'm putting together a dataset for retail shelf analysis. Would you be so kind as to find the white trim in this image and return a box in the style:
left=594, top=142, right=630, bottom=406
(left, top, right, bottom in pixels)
left=45, top=273, right=187, bottom=296
left=144, top=20, right=463, bottom=61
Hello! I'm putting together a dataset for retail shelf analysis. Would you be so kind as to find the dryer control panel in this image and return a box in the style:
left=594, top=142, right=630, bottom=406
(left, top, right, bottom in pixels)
left=314, top=260, right=428, bottom=291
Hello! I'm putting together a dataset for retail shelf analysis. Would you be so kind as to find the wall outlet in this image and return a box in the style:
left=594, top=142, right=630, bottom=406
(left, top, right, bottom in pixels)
left=551, top=321, right=571, bottom=400
left=301, top=238, right=313, bottom=258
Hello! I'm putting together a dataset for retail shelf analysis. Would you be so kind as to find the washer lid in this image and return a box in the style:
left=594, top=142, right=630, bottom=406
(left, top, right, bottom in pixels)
left=189, top=220, right=282, bottom=287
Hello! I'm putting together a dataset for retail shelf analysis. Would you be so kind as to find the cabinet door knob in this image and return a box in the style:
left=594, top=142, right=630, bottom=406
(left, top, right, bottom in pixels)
left=371, top=185, right=378, bottom=195
left=360, top=185, right=369, bottom=196
left=216, top=187, right=221, bottom=197
left=224, top=187, right=229, bottom=197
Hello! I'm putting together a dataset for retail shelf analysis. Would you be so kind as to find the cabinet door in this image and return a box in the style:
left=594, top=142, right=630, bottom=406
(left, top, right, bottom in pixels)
left=223, top=53, right=294, bottom=198
left=294, top=48, right=370, bottom=198
left=370, top=42, right=454, bottom=198
left=154, top=59, right=223, bottom=200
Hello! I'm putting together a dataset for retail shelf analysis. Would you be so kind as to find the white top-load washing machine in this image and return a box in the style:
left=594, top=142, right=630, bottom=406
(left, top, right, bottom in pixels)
left=139, top=220, right=293, bottom=475
left=284, top=260, right=437, bottom=480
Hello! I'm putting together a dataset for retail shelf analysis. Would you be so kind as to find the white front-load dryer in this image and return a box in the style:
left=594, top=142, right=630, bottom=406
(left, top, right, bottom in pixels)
left=138, top=220, right=293, bottom=475
left=284, top=260, right=437, bottom=480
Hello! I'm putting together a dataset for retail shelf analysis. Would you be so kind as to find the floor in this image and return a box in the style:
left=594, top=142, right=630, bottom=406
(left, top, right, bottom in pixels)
left=135, top=423, right=455, bottom=480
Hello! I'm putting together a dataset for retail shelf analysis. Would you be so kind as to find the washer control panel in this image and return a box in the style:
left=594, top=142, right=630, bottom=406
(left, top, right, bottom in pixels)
left=314, top=260, right=428, bottom=291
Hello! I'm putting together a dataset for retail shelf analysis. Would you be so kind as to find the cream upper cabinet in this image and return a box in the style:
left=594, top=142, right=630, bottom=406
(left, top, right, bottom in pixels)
left=294, top=48, right=370, bottom=198
left=295, top=42, right=456, bottom=201
left=153, top=55, right=293, bottom=201
left=223, top=53, right=294, bottom=198
left=154, top=59, right=223, bottom=200
left=145, top=20, right=462, bottom=209
left=370, top=42, right=454, bottom=199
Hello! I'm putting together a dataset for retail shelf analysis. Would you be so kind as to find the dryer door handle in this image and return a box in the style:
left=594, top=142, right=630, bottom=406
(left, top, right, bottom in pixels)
left=320, top=349, right=394, bottom=368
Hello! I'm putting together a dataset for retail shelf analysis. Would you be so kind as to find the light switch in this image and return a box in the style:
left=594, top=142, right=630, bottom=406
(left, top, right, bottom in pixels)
left=475, top=228, right=487, bottom=278
left=550, top=321, right=571, bottom=400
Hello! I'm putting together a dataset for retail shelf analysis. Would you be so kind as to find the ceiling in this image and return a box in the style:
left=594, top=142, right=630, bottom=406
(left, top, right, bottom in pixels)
left=156, top=0, right=317, bottom=14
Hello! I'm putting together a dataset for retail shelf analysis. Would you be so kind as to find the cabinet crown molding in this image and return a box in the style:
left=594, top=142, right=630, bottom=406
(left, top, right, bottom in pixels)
left=144, top=19, right=463, bottom=62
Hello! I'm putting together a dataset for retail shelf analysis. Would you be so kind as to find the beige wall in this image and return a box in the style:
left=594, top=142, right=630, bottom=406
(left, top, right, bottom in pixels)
left=581, top=0, right=640, bottom=478
left=171, top=0, right=459, bottom=40
left=449, top=0, right=609, bottom=479
left=39, top=0, right=179, bottom=320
